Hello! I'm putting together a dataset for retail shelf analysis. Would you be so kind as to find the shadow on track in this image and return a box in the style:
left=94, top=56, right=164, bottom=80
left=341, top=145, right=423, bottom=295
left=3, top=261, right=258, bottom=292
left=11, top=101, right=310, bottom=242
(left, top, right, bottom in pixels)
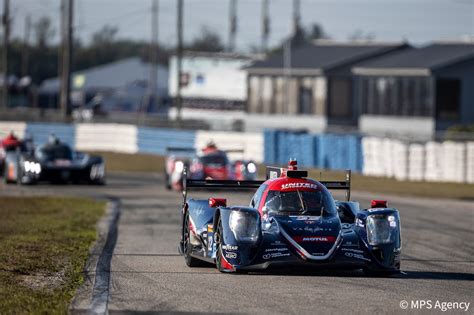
left=243, top=269, right=474, bottom=281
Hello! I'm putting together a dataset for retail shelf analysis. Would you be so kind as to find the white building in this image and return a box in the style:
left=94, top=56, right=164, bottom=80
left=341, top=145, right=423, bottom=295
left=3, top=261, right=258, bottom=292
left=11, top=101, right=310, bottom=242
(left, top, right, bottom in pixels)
left=169, top=52, right=260, bottom=110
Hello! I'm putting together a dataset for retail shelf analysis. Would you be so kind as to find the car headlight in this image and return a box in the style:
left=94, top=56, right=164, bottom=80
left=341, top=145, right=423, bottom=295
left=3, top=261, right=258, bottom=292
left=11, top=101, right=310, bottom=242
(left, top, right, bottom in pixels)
left=90, top=163, right=105, bottom=180
left=33, top=162, right=41, bottom=174
left=174, top=161, right=184, bottom=173
left=229, top=211, right=259, bottom=243
left=366, top=214, right=398, bottom=246
left=24, top=161, right=41, bottom=174
left=24, top=161, right=31, bottom=172
left=247, top=162, right=257, bottom=174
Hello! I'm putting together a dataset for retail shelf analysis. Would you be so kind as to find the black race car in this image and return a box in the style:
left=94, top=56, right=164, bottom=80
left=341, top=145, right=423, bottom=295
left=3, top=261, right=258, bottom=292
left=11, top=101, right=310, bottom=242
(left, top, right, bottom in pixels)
left=4, top=138, right=105, bottom=185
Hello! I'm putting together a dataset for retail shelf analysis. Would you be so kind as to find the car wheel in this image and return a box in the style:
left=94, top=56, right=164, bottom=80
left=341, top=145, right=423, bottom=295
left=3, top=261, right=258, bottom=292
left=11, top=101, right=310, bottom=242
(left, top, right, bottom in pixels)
left=165, top=173, right=171, bottom=190
left=183, top=212, right=203, bottom=267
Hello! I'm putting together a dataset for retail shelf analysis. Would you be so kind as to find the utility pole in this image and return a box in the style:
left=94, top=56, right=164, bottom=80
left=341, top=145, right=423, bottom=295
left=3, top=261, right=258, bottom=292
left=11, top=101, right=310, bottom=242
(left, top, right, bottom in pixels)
left=58, top=0, right=65, bottom=81
left=228, top=0, right=237, bottom=52
left=21, top=15, right=31, bottom=77
left=143, top=0, right=159, bottom=116
left=176, top=0, right=183, bottom=121
left=292, top=0, right=301, bottom=34
left=261, top=0, right=270, bottom=53
left=2, top=0, right=10, bottom=110
left=59, top=0, right=74, bottom=119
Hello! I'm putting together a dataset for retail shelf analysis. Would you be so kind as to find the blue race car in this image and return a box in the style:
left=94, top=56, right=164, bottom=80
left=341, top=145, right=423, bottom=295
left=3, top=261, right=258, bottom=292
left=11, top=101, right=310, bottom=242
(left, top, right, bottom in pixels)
left=179, top=160, right=401, bottom=276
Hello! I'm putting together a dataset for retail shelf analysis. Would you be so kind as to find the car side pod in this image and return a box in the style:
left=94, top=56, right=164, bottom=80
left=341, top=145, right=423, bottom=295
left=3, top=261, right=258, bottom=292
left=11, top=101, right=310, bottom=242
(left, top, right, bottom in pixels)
left=212, top=207, right=262, bottom=272
left=355, top=207, right=402, bottom=272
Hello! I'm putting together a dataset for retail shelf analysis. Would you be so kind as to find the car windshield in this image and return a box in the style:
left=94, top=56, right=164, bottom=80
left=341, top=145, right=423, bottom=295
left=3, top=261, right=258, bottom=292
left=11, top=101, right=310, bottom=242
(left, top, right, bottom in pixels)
left=264, top=189, right=336, bottom=215
left=200, top=154, right=228, bottom=167
left=36, top=144, right=73, bottom=162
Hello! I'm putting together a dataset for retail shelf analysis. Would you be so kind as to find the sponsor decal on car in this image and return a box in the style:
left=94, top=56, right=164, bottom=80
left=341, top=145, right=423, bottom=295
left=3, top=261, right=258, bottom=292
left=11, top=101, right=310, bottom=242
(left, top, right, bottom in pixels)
left=262, top=252, right=291, bottom=260
left=222, top=244, right=238, bottom=251
left=341, top=248, right=364, bottom=253
left=341, top=223, right=352, bottom=229
left=291, top=216, right=320, bottom=221
left=225, top=252, right=237, bottom=259
left=207, top=224, right=213, bottom=233
left=303, top=226, right=332, bottom=233
left=270, top=240, right=284, bottom=246
left=293, top=236, right=336, bottom=242
left=281, top=183, right=319, bottom=190
left=342, top=241, right=358, bottom=247
left=344, top=251, right=371, bottom=262
left=264, top=247, right=289, bottom=253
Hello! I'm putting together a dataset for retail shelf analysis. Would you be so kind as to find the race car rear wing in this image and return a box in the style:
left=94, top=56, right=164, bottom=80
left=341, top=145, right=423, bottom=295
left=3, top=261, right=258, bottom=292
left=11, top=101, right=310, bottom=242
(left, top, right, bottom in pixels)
left=181, top=167, right=352, bottom=206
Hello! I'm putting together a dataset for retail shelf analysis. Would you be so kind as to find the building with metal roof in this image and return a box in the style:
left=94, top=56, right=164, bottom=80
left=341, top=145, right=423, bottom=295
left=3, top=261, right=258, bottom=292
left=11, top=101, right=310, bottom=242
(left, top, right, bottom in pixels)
left=244, top=41, right=410, bottom=130
left=39, top=57, right=168, bottom=113
left=352, top=42, right=474, bottom=138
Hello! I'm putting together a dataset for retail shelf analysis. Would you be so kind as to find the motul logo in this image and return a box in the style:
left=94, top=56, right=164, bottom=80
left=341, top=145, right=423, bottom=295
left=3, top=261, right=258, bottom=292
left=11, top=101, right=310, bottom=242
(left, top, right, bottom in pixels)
left=293, top=236, right=336, bottom=242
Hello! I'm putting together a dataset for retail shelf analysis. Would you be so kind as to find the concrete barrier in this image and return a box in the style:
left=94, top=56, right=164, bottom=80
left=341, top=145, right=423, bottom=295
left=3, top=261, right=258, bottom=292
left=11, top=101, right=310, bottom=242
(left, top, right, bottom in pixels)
left=137, top=127, right=195, bottom=155
left=26, top=123, right=75, bottom=147
left=2, top=121, right=472, bottom=184
left=441, top=141, right=466, bottom=183
left=0, top=121, right=27, bottom=138
left=467, top=142, right=474, bottom=184
left=408, top=143, right=425, bottom=181
left=75, top=123, right=138, bottom=153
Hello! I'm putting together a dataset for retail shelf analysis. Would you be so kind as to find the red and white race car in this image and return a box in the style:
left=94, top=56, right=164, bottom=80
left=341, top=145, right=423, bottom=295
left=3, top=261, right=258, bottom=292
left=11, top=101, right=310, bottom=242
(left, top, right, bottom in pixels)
left=164, top=142, right=257, bottom=191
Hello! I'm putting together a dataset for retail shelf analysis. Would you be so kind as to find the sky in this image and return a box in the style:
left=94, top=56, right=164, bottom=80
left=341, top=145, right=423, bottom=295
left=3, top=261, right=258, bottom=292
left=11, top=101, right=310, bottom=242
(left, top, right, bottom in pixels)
left=4, top=0, right=474, bottom=51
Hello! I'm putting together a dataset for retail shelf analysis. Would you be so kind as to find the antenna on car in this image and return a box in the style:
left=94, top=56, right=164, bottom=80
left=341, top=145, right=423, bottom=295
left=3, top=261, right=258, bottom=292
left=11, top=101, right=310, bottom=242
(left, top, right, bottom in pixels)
left=345, top=169, right=351, bottom=201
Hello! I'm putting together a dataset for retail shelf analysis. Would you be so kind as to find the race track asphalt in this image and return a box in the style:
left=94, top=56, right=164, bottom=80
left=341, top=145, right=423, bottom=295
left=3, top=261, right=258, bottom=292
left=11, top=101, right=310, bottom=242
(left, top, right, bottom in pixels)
left=1, top=172, right=472, bottom=314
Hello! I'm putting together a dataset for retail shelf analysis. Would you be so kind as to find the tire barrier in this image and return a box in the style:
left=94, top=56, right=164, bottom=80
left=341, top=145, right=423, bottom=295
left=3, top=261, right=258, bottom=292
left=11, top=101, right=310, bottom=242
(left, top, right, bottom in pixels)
left=75, top=123, right=138, bottom=153
left=0, top=121, right=472, bottom=184
left=26, top=123, right=75, bottom=147
left=138, top=127, right=195, bottom=155
left=265, top=130, right=363, bottom=172
left=0, top=121, right=27, bottom=138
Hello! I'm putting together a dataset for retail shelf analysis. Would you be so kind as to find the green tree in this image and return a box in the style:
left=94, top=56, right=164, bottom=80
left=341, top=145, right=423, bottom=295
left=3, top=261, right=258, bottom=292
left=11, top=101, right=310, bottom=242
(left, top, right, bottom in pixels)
left=34, top=17, right=55, bottom=48
left=186, top=27, right=225, bottom=52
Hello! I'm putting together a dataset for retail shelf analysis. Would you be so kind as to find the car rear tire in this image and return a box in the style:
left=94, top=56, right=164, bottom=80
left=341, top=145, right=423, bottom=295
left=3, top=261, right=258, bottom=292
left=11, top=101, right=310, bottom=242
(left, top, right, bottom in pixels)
left=165, top=173, right=172, bottom=190
left=183, top=212, right=203, bottom=267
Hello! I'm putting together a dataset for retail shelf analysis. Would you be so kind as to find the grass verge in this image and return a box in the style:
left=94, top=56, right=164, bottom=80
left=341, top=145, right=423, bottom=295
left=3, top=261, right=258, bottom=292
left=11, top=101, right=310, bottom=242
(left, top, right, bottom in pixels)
left=306, top=169, right=474, bottom=200
left=0, top=197, right=105, bottom=313
left=94, top=151, right=474, bottom=200
left=91, top=151, right=165, bottom=173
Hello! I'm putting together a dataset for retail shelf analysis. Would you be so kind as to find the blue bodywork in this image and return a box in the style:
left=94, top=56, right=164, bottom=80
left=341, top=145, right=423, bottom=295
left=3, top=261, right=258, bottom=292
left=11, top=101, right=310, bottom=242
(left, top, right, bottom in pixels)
left=180, top=196, right=401, bottom=274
